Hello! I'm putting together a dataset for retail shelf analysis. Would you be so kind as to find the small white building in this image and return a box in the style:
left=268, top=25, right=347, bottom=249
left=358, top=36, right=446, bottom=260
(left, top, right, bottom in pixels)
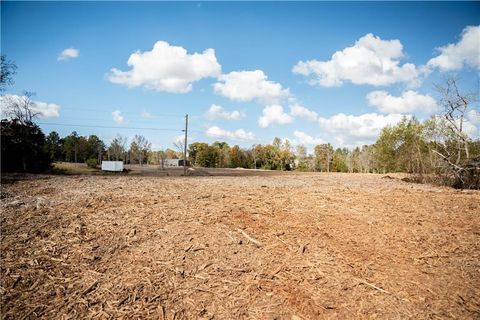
left=101, top=161, right=124, bottom=172
left=162, top=159, right=189, bottom=167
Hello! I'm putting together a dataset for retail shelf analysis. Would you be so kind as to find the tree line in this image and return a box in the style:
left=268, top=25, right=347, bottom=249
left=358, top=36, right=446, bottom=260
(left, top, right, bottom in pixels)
left=1, top=55, right=479, bottom=188
left=44, top=131, right=159, bottom=167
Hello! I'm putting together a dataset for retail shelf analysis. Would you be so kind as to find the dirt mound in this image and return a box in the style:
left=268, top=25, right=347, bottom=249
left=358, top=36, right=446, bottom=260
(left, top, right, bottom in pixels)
left=186, top=167, right=212, bottom=176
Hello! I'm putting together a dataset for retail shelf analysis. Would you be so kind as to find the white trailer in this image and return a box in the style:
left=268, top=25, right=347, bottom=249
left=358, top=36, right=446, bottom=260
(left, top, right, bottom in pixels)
left=101, top=161, right=124, bottom=172
left=163, top=159, right=189, bottom=167
left=164, top=159, right=180, bottom=167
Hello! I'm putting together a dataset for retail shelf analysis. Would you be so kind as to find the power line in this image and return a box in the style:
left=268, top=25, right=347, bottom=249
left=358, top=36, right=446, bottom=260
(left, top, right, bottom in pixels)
left=57, top=107, right=191, bottom=118
left=36, top=122, right=183, bottom=132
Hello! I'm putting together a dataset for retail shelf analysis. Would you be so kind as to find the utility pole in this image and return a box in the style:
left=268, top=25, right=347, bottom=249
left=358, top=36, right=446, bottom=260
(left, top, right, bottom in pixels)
left=183, top=114, right=188, bottom=176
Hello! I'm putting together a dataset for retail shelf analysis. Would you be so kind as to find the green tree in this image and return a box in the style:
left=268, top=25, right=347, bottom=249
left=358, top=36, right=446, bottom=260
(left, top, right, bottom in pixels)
left=279, top=139, right=294, bottom=170
left=196, top=145, right=220, bottom=167
left=294, top=145, right=309, bottom=171
left=188, top=142, right=209, bottom=165
left=108, top=135, right=127, bottom=161
left=375, top=126, right=398, bottom=173
left=314, top=143, right=334, bottom=172
left=230, top=145, right=248, bottom=168
left=0, top=64, right=51, bottom=172
left=332, top=148, right=349, bottom=172
left=212, top=141, right=230, bottom=168
left=86, top=135, right=105, bottom=164
left=1, top=119, right=51, bottom=172
left=255, top=138, right=287, bottom=170
left=261, top=144, right=280, bottom=170
left=44, top=131, right=63, bottom=162
left=375, top=117, right=428, bottom=174
left=63, top=131, right=80, bottom=162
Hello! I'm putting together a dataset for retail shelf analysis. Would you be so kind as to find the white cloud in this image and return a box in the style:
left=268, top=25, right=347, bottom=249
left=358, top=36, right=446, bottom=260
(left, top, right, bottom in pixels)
left=205, top=104, right=245, bottom=120
left=467, top=109, right=479, bottom=125
left=0, top=94, right=60, bottom=118
left=293, top=33, right=421, bottom=87
left=465, top=109, right=480, bottom=138
left=318, top=112, right=407, bottom=147
left=206, top=126, right=255, bottom=141
left=367, top=90, right=438, bottom=114
left=293, top=131, right=324, bottom=145
left=32, top=101, right=61, bottom=118
left=290, top=103, right=318, bottom=121
left=58, top=47, right=79, bottom=61
left=258, top=105, right=294, bottom=128
left=428, top=25, right=480, bottom=71
left=463, top=120, right=478, bottom=138
left=112, top=110, right=124, bottom=124
left=108, top=41, right=221, bottom=93
left=213, top=70, right=290, bottom=103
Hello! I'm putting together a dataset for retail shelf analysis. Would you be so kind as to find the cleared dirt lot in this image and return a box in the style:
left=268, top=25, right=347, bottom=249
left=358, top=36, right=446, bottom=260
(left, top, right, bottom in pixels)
left=1, top=172, right=479, bottom=319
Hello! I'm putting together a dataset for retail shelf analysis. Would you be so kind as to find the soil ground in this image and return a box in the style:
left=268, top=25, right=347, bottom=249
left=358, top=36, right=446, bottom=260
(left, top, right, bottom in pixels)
left=1, top=170, right=479, bottom=319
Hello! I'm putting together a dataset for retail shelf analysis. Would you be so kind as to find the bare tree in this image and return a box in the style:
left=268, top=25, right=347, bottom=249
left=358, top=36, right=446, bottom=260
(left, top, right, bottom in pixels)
left=2, top=91, right=40, bottom=124
left=432, top=76, right=479, bottom=188
left=173, top=135, right=187, bottom=160
left=435, top=76, right=475, bottom=161
left=130, top=135, right=151, bottom=165
left=108, top=135, right=128, bottom=161
left=0, top=55, right=17, bottom=92
left=173, top=137, right=184, bottom=157
left=158, top=150, right=167, bottom=169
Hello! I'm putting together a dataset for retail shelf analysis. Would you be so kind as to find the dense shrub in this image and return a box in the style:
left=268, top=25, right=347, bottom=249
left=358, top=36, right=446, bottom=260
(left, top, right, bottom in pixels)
left=86, top=158, right=99, bottom=169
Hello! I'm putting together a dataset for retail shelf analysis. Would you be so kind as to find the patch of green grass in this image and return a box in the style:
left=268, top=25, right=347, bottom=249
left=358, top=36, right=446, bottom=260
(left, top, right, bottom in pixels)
left=51, top=162, right=101, bottom=175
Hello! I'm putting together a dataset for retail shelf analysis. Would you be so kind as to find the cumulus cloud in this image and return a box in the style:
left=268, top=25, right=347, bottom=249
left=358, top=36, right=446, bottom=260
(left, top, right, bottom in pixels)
left=290, top=103, right=318, bottom=121
left=58, top=47, right=79, bottom=61
left=464, top=109, right=480, bottom=138
left=112, top=110, right=125, bottom=124
left=367, top=90, right=438, bottom=114
left=318, top=112, right=407, bottom=146
left=467, top=109, right=479, bottom=125
left=293, top=33, right=421, bottom=87
left=206, top=126, right=255, bottom=141
left=258, top=105, right=294, bottom=128
left=205, top=104, right=245, bottom=120
left=428, top=25, right=480, bottom=71
left=33, top=101, right=61, bottom=118
left=0, top=94, right=60, bottom=118
left=462, top=121, right=478, bottom=138
left=293, top=131, right=324, bottom=145
left=213, top=70, right=290, bottom=104
left=108, top=41, right=221, bottom=93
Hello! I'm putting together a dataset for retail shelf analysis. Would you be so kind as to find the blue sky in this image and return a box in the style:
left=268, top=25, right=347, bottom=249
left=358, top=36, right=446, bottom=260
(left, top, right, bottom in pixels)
left=2, top=1, right=479, bottom=151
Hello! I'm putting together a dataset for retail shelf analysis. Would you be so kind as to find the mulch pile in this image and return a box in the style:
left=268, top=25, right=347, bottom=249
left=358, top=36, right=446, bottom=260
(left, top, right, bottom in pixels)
left=1, top=173, right=479, bottom=319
